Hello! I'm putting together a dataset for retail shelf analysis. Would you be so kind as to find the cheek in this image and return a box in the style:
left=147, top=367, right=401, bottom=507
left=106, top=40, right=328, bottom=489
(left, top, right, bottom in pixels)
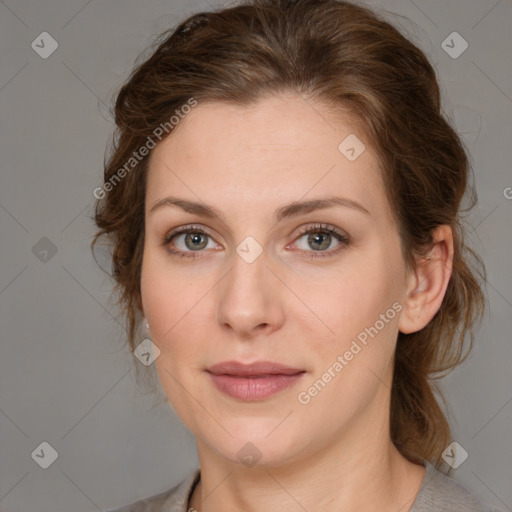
left=310, top=257, right=399, bottom=338
left=141, top=250, right=201, bottom=340
left=140, top=256, right=204, bottom=422
left=301, top=253, right=402, bottom=395
left=140, top=251, right=216, bottom=405
left=295, top=271, right=400, bottom=423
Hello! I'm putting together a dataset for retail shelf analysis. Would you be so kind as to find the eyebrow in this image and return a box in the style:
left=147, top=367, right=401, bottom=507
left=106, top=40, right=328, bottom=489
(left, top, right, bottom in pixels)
left=149, top=195, right=370, bottom=223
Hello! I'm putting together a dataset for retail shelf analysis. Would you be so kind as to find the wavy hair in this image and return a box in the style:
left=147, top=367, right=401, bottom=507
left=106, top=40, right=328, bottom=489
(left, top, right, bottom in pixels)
left=91, top=0, right=486, bottom=472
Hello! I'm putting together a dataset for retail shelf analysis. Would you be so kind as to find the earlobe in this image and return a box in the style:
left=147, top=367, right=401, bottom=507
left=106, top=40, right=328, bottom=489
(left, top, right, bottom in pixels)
left=398, top=225, right=454, bottom=335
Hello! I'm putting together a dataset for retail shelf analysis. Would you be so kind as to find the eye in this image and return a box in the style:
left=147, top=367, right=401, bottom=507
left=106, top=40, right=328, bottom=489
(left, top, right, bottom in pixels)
left=290, top=223, right=350, bottom=259
left=161, top=224, right=219, bottom=258
left=161, top=223, right=350, bottom=260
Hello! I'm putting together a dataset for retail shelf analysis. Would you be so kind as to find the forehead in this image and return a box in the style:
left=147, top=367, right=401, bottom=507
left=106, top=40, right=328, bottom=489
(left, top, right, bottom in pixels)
left=146, top=93, right=388, bottom=222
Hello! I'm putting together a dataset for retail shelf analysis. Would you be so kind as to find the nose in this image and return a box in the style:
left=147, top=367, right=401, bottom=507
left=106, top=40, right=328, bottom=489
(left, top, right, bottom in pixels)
left=216, top=246, right=285, bottom=339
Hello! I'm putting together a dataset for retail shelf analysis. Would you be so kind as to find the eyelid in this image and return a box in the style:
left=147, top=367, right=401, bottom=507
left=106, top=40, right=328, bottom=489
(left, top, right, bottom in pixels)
left=163, top=223, right=347, bottom=242
left=162, top=222, right=350, bottom=258
left=163, top=223, right=212, bottom=240
left=292, top=222, right=349, bottom=241
left=287, top=223, right=350, bottom=259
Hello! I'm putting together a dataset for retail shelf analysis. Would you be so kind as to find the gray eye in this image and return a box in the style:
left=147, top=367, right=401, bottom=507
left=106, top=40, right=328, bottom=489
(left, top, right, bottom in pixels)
left=295, top=231, right=339, bottom=252
left=173, top=232, right=215, bottom=252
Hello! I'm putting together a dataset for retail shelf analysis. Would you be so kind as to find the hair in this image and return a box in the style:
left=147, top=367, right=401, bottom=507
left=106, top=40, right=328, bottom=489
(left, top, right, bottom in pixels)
left=91, top=0, right=486, bottom=473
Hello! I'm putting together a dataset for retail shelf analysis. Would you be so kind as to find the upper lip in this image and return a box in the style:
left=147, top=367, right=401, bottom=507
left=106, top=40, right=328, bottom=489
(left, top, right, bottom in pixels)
left=207, top=360, right=305, bottom=377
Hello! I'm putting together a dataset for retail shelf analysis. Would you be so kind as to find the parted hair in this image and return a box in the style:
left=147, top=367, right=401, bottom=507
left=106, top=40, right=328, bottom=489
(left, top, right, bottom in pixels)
left=91, top=0, right=486, bottom=472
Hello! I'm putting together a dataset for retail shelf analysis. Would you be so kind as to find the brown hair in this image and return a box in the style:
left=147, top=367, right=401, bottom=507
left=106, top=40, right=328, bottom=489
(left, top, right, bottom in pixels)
left=91, top=0, right=486, bottom=472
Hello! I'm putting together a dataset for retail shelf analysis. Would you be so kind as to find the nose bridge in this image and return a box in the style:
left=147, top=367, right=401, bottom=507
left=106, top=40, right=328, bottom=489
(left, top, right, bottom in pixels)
left=216, top=240, right=282, bottom=335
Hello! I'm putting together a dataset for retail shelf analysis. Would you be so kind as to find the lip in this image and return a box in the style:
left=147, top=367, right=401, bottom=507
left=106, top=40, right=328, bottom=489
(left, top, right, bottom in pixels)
left=206, top=360, right=305, bottom=401
left=208, top=360, right=304, bottom=376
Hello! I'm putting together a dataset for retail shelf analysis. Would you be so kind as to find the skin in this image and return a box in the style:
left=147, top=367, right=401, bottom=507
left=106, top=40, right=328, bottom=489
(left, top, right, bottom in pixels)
left=139, top=92, right=454, bottom=512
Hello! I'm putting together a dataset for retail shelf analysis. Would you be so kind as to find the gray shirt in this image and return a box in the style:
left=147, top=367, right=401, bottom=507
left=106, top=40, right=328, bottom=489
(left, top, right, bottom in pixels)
left=104, top=459, right=505, bottom=511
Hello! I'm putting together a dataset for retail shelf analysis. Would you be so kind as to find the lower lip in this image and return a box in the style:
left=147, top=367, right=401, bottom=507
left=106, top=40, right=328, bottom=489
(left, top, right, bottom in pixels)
left=208, top=372, right=305, bottom=401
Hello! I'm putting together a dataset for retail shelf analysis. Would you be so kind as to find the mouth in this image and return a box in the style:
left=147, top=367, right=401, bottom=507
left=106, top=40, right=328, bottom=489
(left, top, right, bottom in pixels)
left=206, top=360, right=306, bottom=401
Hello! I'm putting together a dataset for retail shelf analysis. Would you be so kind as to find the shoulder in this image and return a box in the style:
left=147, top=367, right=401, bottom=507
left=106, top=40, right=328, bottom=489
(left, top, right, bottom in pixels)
left=103, top=469, right=200, bottom=512
left=411, top=460, right=505, bottom=512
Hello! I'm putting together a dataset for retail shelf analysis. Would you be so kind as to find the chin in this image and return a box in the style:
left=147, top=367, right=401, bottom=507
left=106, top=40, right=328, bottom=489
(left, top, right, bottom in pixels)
left=201, top=423, right=306, bottom=469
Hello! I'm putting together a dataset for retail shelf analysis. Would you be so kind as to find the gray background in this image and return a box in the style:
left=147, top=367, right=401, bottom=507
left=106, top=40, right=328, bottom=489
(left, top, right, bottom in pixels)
left=0, top=0, right=511, bottom=511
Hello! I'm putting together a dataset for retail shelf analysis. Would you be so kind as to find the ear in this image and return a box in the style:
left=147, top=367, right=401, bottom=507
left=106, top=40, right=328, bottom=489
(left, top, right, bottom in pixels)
left=398, top=225, right=454, bottom=334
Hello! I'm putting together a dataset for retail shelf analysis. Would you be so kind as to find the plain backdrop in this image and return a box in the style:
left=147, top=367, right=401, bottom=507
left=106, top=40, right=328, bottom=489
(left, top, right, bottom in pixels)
left=0, top=1, right=511, bottom=511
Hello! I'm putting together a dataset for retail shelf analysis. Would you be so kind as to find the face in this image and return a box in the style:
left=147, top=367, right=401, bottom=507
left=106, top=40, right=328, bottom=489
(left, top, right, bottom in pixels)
left=140, top=93, right=411, bottom=467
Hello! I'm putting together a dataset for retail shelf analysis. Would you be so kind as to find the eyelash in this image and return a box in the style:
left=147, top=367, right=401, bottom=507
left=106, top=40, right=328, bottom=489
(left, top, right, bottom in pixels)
left=161, top=223, right=350, bottom=260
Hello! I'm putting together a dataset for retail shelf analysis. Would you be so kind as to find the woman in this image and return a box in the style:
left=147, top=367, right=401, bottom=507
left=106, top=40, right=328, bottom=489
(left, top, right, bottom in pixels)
left=93, top=0, right=502, bottom=510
